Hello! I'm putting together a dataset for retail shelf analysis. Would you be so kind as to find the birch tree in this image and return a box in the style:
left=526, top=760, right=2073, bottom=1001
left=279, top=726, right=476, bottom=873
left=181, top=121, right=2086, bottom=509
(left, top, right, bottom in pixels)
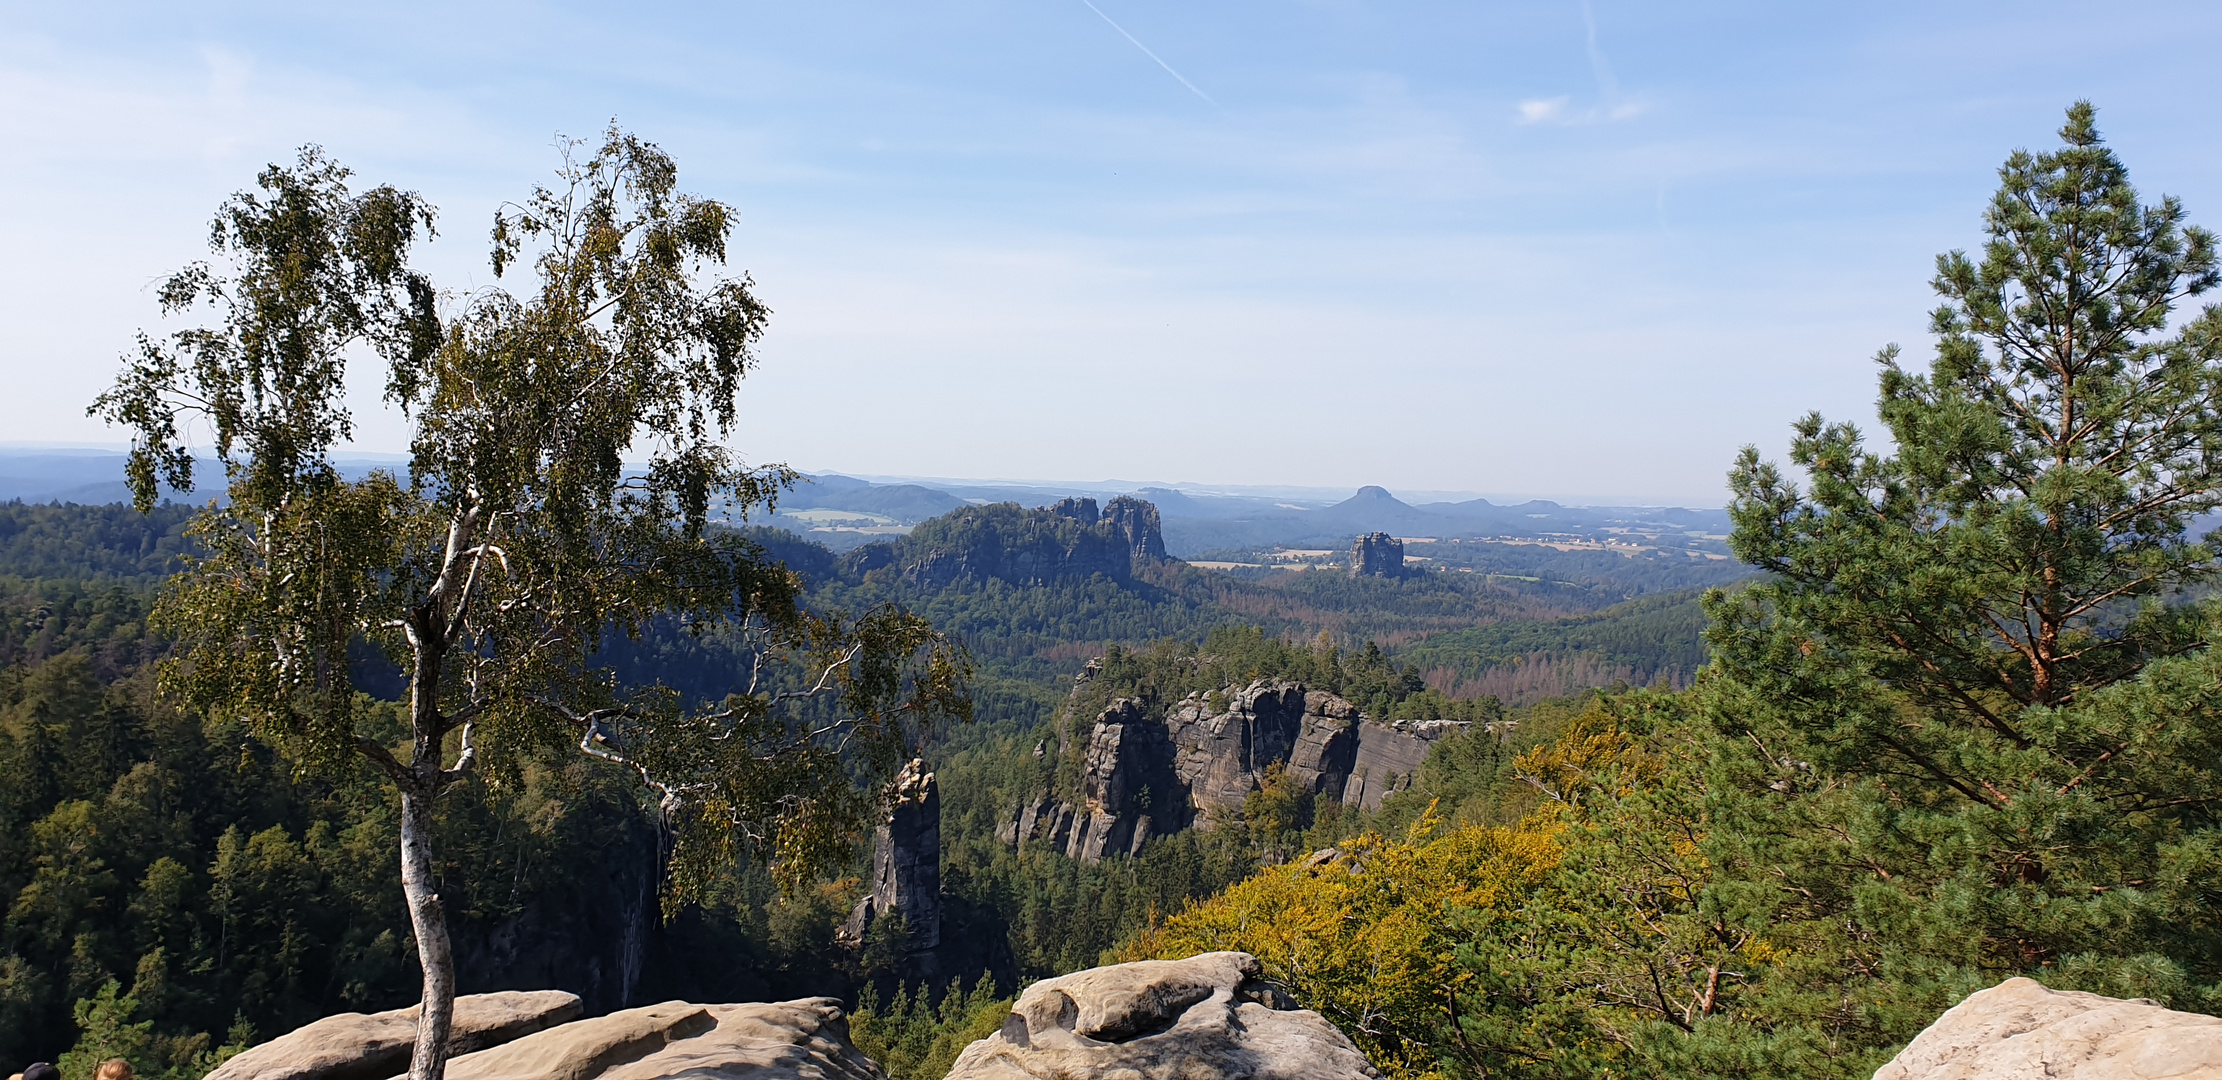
left=93, top=130, right=968, bottom=1080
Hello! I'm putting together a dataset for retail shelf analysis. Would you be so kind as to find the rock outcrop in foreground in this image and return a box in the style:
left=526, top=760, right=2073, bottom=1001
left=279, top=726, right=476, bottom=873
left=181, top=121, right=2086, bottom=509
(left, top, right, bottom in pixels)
left=210, top=993, right=880, bottom=1080
left=1875, top=976, right=2222, bottom=1080
left=205, top=990, right=584, bottom=1080
left=945, top=951, right=1377, bottom=1080
left=437, top=999, right=879, bottom=1080
left=1012, top=679, right=1465, bottom=863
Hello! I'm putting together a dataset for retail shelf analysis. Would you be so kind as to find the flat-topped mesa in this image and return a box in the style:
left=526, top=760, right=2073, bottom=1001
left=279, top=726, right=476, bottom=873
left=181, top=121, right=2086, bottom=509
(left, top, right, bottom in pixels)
left=850, top=497, right=1167, bottom=588
left=1349, top=532, right=1405, bottom=578
left=1014, top=679, right=1468, bottom=864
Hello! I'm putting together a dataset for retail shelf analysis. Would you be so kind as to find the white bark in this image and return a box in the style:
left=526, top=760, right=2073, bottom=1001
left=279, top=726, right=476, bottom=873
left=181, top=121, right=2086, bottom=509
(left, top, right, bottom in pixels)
left=402, top=787, right=456, bottom=1080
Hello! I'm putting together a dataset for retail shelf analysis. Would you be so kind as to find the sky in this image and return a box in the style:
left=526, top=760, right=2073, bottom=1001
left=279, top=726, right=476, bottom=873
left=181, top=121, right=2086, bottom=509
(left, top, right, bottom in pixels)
left=5, top=1, right=2221, bottom=506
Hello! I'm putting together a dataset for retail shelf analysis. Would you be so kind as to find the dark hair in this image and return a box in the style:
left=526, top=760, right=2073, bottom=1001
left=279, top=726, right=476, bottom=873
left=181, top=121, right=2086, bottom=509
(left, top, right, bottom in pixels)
left=23, top=1064, right=59, bottom=1080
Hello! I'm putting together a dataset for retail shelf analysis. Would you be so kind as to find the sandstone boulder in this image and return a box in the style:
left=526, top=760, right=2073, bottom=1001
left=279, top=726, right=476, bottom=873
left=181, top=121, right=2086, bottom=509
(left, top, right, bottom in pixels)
left=434, top=999, right=881, bottom=1080
left=597, top=1001, right=882, bottom=1080
left=203, top=990, right=582, bottom=1080
left=1875, top=976, right=2222, bottom=1080
left=944, top=951, right=1377, bottom=1080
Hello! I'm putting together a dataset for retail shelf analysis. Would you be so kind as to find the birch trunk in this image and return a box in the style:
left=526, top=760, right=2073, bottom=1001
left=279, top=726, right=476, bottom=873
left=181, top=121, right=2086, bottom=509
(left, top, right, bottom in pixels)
left=402, top=787, right=456, bottom=1080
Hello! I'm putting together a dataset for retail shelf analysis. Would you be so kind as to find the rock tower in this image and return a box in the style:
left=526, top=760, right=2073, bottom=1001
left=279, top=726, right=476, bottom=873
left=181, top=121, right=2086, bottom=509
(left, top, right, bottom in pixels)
left=1350, top=532, right=1405, bottom=577
left=840, top=758, right=940, bottom=950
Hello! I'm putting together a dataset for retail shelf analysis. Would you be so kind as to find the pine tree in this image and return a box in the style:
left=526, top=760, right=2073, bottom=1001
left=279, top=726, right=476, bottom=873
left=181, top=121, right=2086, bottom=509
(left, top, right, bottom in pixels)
left=1703, top=100, right=2222, bottom=1047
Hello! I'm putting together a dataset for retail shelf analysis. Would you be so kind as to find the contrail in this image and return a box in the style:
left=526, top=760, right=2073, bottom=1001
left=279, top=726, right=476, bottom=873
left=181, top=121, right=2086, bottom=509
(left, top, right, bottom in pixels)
left=1578, top=0, right=1620, bottom=102
left=1078, top=0, right=1218, bottom=107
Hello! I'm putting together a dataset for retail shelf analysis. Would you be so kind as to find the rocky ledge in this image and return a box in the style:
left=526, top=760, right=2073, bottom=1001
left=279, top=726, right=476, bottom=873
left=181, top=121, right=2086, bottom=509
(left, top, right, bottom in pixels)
left=209, top=993, right=880, bottom=1080
left=1876, top=976, right=2222, bottom=1080
left=946, top=951, right=1377, bottom=1080
left=204, top=991, right=584, bottom=1080
left=207, top=952, right=1373, bottom=1080
left=194, top=962, right=2222, bottom=1080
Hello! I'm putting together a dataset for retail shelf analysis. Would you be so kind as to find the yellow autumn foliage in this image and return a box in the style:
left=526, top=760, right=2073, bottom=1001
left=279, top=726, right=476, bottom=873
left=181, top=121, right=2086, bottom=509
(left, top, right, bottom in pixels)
left=1123, top=813, right=1561, bottom=1077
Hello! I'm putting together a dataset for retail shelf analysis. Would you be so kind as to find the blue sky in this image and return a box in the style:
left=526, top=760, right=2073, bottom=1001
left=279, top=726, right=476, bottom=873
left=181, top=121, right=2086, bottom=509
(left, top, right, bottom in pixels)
left=5, top=1, right=2220, bottom=504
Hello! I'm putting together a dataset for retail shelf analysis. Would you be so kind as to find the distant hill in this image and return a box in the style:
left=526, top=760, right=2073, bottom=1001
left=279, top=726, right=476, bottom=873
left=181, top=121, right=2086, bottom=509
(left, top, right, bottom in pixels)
left=0, top=449, right=1733, bottom=562
left=785, top=475, right=971, bottom=523
left=1312, top=485, right=1448, bottom=534
left=0, top=451, right=220, bottom=504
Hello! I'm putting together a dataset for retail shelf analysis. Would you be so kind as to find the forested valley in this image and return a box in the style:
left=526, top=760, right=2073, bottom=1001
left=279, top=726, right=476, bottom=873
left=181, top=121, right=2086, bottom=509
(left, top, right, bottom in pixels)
left=0, top=486, right=1724, bottom=1073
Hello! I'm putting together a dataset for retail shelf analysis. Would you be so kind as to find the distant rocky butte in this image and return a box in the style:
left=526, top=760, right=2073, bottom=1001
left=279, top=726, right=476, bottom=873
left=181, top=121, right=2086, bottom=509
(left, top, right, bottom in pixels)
left=850, top=496, right=1168, bottom=588
left=1006, top=674, right=1468, bottom=864
left=1348, top=532, right=1405, bottom=578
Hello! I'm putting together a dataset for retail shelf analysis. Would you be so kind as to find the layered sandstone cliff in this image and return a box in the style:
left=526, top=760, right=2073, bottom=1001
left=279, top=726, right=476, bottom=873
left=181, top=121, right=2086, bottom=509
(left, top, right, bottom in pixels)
left=1009, top=679, right=1466, bottom=864
left=1348, top=532, right=1406, bottom=578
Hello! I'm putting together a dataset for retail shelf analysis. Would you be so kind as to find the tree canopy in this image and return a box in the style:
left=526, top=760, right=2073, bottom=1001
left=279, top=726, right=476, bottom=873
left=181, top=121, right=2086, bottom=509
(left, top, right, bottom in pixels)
left=92, top=129, right=968, bottom=1080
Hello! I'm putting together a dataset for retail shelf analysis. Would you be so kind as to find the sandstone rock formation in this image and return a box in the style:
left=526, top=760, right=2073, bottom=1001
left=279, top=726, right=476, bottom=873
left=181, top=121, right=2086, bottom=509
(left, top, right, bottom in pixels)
left=1875, top=976, right=2222, bottom=1080
left=1015, top=680, right=1466, bottom=863
left=1102, top=495, right=1168, bottom=563
left=1049, top=496, right=1099, bottom=525
left=852, top=498, right=1168, bottom=589
left=218, top=995, right=879, bottom=1080
left=1349, top=532, right=1405, bottom=578
left=204, top=990, right=584, bottom=1080
left=944, top=951, right=1377, bottom=1080
left=840, top=759, right=941, bottom=951
left=434, top=999, right=880, bottom=1080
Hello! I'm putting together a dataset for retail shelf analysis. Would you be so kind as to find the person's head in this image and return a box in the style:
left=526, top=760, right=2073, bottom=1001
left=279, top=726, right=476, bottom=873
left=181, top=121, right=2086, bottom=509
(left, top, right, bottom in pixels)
left=95, top=1061, right=133, bottom=1080
left=22, top=1063, right=58, bottom=1080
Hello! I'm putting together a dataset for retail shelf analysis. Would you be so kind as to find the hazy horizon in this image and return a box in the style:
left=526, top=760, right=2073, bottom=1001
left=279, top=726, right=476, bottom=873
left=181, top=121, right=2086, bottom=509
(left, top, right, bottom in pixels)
left=7, top=2, right=2220, bottom=502
left=0, top=442, right=1726, bottom=509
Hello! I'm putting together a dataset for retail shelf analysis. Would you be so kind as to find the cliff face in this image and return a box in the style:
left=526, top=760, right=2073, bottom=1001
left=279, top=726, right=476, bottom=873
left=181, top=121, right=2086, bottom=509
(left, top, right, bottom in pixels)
left=846, top=498, right=1168, bottom=589
left=1102, top=495, right=1168, bottom=562
left=1014, top=679, right=1468, bottom=863
left=840, top=760, right=941, bottom=950
left=1349, top=532, right=1406, bottom=577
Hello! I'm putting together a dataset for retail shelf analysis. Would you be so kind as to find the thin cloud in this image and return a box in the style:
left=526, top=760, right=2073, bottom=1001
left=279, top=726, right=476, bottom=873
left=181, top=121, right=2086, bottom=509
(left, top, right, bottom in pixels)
left=1078, top=0, right=1218, bottom=108
left=1519, top=97, right=1569, bottom=124
left=1579, top=0, right=1619, bottom=101
left=1516, top=2, right=1649, bottom=126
